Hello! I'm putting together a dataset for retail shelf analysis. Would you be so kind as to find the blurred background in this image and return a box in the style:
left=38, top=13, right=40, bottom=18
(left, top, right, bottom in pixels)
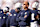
left=0, top=0, right=40, bottom=10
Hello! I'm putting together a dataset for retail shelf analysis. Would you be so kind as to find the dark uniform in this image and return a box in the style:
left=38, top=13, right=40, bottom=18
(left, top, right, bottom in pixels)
left=6, top=15, right=11, bottom=27
left=0, top=9, right=3, bottom=27
left=30, top=10, right=38, bottom=22
left=2, top=13, right=8, bottom=27
left=6, top=10, right=19, bottom=27
left=16, top=9, right=31, bottom=27
left=10, top=10, right=18, bottom=26
left=6, top=10, right=14, bottom=27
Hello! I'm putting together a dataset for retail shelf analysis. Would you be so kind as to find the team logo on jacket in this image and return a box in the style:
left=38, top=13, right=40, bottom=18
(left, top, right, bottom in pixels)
left=14, top=14, right=16, bottom=16
left=25, top=12, right=27, bottom=15
left=3, top=17, right=5, bottom=19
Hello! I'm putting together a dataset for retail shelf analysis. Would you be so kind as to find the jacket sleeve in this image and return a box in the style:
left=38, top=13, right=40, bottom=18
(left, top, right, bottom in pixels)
left=19, top=17, right=26, bottom=21
left=16, top=11, right=21, bottom=22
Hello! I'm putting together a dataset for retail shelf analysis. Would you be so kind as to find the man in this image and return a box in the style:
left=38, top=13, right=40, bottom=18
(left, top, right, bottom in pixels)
left=6, top=2, right=22, bottom=27
left=16, top=1, right=31, bottom=27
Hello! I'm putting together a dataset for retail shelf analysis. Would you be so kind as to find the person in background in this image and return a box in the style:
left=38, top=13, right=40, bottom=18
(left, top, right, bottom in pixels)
left=6, top=2, right=22, bottom=27
left=30, top=1, right=39, bottom=27
left=1, top=7, right=9, bottom=27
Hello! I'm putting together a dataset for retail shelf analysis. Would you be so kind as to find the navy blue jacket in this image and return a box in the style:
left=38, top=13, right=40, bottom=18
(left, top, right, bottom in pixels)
left=6, top=10, right=19, bottom=27
left=10, top=10, right=18, bottom=26
left=16, top=9, right=31, bottom=26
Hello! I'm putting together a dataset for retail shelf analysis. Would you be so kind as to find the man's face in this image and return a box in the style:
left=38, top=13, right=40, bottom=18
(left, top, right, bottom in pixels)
left=23, top=2, right=29, bottom=9
left=15, top=9, right=19, bottom=12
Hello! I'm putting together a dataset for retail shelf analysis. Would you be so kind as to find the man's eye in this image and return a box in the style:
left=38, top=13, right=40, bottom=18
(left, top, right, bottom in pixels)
left=24, top=4, right=26, bottom=5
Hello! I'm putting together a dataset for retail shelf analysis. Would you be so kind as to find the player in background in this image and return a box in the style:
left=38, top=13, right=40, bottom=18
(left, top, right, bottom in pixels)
left=30, top=1, right=39, bottom=27
left=6, top=2, right=22, bottom=27
left=0, top=2, right=3, bottom=26
left=10, top=2, right=22, bottom=27
left=1, top=7, right=10, bottom=27
left=16, top=1, right=31, bottom=27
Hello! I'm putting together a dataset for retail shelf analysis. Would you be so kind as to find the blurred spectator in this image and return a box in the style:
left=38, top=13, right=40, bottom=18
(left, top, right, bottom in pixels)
left=0, top=0, right=40, bottom=10
left=0, top=0, right=3, bottom=8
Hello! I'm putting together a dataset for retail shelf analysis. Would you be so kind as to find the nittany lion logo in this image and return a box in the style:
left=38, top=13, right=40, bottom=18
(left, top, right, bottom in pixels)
left=14, top=14, right=16, bottom=16
left=25, top=12, right=27, bottom=15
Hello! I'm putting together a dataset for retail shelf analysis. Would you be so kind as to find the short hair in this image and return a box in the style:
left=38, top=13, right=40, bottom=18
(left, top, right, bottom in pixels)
left=28, top=2, right=29, bottom=5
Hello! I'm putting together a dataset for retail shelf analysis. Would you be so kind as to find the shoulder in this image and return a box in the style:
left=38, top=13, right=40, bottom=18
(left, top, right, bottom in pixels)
left=11, top=9, right=15, bottom=12
left=28, top=9, right=32, bottom=11
left=19, top=10, right=24, bottom=12
left=0, top=9, right=3, bottom=11
left=10, top=9, right=15, bottom=13
left=28, top=9, right=32, bottom=12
